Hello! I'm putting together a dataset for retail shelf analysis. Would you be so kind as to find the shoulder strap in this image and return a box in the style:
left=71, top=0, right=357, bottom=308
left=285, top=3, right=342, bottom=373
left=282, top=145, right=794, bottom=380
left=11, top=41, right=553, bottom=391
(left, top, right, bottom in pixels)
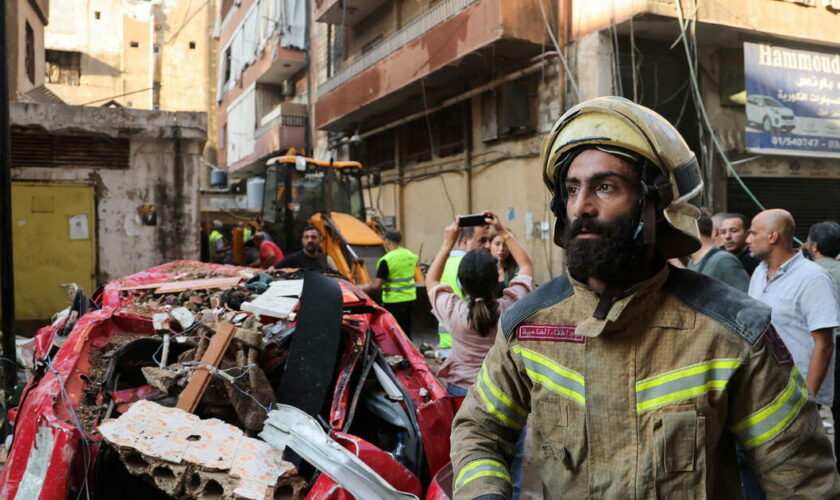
left=500, top=275, right=574, bottom=339
left=664, top=267, right=770, bottom=345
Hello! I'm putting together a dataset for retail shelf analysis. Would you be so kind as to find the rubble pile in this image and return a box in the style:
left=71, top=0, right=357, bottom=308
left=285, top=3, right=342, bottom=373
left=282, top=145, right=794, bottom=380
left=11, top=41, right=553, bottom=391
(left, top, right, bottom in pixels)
left=99, top=400, right=305, bottom=499
left=87, top=272, right=308, bottom=497
left=3, top=262, right=445, bottom=499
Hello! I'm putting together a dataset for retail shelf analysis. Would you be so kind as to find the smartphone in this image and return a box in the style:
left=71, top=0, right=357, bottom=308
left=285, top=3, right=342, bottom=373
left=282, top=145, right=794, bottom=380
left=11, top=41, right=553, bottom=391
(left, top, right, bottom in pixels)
left=458, top=214, right=488, bottom=227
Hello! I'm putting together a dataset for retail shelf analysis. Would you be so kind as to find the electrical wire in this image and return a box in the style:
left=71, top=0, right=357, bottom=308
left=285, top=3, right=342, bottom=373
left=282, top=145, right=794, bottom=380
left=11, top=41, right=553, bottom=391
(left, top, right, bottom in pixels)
left=46, top=360, right=91, bottom=500
left=417, top=77, right=456, bottom=218
left=437, top=175, right=457, bottom=220
left=630, top=16, right=638, bottom=102
left=78, top=87, right=154, bottom=106
left=537, top=0, right=580, bottom=99
left=670, top=1, right=803, bottom=242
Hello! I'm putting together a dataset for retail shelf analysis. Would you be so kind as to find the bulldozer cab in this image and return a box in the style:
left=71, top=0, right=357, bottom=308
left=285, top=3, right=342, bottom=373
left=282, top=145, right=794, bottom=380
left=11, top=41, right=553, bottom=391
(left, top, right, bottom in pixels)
left=262, top=155, right=385, bottom=283
left=262, top=155, right=365, bottom=249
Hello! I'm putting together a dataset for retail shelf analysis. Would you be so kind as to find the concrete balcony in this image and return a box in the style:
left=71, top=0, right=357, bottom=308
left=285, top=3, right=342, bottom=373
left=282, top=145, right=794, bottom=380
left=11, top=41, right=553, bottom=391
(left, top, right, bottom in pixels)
left=314, top=0, right=389, bottom=26
left=222, top=102, right=308, bottom=177
left=314, top=0, right=547, bottom=131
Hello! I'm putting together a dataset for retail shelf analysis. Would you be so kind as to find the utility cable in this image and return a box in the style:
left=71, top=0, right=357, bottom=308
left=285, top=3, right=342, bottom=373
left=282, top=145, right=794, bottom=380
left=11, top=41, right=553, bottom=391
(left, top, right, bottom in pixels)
left=630, top=16, right=638, bottom=102
left=671, top=1, right=803, bottom=242
left=537, top=0, right=580, bottom=99
left=418, top=78, right=456, bottom=218
left=46, top=359, right=91, bottom=500
left=78, top=87, right=154, bottom=106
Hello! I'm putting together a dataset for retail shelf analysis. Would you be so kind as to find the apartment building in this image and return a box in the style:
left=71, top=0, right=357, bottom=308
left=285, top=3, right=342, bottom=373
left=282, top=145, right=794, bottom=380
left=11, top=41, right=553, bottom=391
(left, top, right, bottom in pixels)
left=41, top=0, right=219, bottom=182
left=4, top=1, right=207, bottom=327
left=215, top=0, right=308, bottom=177
left=312, top=0, right=840, bottom=281
left=5, top=0, right=50, bottom=101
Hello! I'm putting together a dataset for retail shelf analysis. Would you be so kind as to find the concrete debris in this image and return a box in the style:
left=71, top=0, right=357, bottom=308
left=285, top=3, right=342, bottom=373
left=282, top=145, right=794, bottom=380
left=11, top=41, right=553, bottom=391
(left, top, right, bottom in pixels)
left=142, top=366, right=186, bottom=394
left=241, top=279, right=303, bottom=319
left=99, top=400, right=305, bottom=499
left=170, top=307, right=195, bottom=330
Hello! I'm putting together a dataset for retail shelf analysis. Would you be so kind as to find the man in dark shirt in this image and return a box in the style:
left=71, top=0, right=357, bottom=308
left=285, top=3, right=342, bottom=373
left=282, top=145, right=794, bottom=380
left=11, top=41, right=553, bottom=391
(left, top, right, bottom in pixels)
left=275, top=225, right=330, bottom=272
left=718, top=212, right=761, bottom=275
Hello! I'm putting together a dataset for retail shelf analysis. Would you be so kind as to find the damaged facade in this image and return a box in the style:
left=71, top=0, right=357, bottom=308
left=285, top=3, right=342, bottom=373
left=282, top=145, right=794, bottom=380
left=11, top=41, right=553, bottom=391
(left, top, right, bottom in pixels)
left=9, top=102, right=206, bottom=326
left=42, top=0, right=220, bottom=186
left=0, top=262, right=455, bottom=499
left=215, top=0, right=308, bottom=179
left=310, top=0, right=840, bottom=283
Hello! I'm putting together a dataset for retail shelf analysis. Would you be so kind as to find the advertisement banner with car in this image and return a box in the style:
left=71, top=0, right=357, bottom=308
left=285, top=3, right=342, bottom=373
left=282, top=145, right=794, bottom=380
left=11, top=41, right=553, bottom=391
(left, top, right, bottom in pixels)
left=744, top=41, right=840, bottom=158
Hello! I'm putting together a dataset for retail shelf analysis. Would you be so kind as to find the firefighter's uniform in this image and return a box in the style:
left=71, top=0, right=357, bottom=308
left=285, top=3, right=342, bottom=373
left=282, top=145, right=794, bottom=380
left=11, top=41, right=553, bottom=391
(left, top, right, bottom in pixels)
left=450, top=97, right=840, bottom=498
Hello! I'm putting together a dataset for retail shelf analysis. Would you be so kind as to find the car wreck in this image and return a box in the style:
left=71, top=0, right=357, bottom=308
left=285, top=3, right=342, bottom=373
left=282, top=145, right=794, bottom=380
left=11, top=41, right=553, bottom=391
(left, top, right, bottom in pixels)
left=0, top=261, right=458, bottom=499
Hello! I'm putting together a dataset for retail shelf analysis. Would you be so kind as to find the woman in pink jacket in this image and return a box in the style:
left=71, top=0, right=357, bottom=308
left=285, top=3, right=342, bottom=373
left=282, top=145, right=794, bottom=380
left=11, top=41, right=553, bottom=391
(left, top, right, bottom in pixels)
left=426, top=212, right=534, bottom=396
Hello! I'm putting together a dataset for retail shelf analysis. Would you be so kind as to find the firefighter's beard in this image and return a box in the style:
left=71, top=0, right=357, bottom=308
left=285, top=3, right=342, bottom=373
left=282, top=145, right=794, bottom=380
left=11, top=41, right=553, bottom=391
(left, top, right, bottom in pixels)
left=561, top=208, right=648, bottom=285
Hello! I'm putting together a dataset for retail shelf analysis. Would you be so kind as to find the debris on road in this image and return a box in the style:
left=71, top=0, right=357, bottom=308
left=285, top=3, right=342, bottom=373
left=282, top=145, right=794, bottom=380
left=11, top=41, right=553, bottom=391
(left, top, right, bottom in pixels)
left=0, top=261, right=457, bottom=500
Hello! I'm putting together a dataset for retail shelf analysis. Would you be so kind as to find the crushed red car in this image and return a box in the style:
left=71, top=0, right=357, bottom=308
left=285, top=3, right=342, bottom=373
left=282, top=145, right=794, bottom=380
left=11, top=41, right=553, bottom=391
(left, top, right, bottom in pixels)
left=0, top=261, right=458, bottom=499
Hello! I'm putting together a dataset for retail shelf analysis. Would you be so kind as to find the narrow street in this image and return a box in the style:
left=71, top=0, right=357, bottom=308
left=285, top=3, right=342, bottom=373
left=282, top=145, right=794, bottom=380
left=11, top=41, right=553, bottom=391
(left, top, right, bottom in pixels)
left=3, top=0, right=840, bottom=499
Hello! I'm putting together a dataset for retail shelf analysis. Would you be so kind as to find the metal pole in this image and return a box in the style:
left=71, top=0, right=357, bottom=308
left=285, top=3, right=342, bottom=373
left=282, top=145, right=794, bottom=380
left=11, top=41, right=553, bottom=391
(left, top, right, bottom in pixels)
left=0, top=2, right=19, bottom=410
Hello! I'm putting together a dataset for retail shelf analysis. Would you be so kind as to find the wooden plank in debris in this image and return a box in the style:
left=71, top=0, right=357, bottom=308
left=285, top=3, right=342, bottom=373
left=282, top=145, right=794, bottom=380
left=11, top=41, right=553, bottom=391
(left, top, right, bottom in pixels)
left=154, top=276, right=241, bottom=294
left=176, top=322, right=237, bottom=413
left=116, top=282, right=170, bottom=291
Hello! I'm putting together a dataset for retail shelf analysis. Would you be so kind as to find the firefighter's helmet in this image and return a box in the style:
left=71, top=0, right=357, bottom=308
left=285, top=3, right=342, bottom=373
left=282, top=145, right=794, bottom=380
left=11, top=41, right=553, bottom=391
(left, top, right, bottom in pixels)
left=541, top=96, right=703, bottom=258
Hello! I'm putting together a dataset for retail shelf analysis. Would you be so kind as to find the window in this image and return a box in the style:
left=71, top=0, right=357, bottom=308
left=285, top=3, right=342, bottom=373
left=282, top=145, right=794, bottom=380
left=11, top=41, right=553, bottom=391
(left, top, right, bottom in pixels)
left=360, top=130, right=395, bottom=171
left=153, top=45, right=160, bottom=53
left=130, top=41, right=139, bottom=48
left=25, top=22, right=35, bottom=84
left=189, top=41, right=196, bottom=49
left=223, top=46, right=232, bottom=83
left=94, top=11, right=101, bottom=19
left=45, top=50, right=81, bottom=86
left=481, top=81, right=533, bottom=143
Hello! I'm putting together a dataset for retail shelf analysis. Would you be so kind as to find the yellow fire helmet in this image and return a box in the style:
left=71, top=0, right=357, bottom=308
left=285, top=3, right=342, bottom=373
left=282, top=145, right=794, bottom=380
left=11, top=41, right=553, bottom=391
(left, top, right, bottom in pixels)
left=541, top=96, right=703, bottom=259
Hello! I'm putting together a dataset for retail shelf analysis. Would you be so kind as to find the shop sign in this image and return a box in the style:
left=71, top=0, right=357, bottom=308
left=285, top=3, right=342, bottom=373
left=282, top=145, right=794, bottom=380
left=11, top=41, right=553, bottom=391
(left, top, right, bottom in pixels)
left=744, top=41, right=840, bottom=158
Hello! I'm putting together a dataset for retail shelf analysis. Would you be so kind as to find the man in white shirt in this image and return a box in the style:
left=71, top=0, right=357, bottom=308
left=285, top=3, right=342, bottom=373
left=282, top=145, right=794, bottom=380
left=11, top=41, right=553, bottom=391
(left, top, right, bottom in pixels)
left=748, top=209, right=840, bottom=407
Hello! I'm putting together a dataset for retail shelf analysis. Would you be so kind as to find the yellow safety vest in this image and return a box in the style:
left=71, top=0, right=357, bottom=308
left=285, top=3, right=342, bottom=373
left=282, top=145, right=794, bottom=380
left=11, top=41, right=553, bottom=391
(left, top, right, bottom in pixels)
left=438, top=252, right=465, bottom=349
left=378, top=247, right=419, bottom=304
left=209, top=230, right=223, bottom=258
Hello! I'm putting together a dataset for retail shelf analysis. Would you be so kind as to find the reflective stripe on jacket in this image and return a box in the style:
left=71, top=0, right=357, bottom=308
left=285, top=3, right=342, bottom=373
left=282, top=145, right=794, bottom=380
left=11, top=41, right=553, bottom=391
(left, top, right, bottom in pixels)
left=450, top=266, right=840, bottom=499
left=438, top=252, right=464, bottom=349
left=378, top=247, right=419, bottom=304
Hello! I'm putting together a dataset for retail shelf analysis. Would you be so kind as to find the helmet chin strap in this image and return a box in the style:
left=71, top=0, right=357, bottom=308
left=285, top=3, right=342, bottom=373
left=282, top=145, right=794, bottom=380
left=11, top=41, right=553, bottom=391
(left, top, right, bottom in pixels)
left=632, top=172, right=674, bottom=247
left=552, top=163, right=673, bottom=321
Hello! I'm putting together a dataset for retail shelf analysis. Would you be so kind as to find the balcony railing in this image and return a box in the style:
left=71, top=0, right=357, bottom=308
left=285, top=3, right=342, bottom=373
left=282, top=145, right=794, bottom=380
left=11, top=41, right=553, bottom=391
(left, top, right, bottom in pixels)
left=256, top=114, right=308, bottom=138
left=318, top=0, right=480, bottom=96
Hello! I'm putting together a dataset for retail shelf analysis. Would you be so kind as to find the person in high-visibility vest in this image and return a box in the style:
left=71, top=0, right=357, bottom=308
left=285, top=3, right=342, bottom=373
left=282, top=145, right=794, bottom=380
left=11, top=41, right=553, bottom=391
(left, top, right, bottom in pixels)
left=208, top=220, right=230, bottom=263
left=437, top=223, right=492, bottom=356
left=362, top=231, right=419, bottom=337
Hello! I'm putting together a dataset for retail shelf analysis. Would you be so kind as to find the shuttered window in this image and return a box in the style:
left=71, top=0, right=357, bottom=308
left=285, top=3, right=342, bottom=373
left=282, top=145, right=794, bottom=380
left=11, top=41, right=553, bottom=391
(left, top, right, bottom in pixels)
left=11, top=131, right=130, bottom=169
left=726, top=177, right=840, bottom=241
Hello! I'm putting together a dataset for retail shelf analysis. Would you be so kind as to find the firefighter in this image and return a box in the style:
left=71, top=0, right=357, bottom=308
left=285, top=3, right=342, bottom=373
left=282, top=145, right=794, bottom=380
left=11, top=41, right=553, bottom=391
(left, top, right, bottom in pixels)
left=362, top=230, right=419, bottom=337
left=450, top=97, right=840, bottom=499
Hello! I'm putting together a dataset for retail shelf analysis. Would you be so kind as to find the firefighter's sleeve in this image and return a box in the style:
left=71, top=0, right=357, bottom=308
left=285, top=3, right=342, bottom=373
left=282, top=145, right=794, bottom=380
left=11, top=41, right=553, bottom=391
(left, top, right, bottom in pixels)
left=727, top=326, right=840, bottom=496
left=450, top=327, right=532, bottom=499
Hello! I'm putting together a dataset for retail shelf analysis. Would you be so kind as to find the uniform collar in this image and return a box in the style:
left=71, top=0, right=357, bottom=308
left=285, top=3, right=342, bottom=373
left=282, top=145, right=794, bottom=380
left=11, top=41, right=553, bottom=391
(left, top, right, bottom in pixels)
left=570, top=265, right=672, bottom=337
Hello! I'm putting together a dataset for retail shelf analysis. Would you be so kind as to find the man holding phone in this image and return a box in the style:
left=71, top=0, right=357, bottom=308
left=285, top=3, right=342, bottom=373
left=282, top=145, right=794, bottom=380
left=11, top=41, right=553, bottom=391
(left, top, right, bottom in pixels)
left=437, top=213, right=493, bottom=356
